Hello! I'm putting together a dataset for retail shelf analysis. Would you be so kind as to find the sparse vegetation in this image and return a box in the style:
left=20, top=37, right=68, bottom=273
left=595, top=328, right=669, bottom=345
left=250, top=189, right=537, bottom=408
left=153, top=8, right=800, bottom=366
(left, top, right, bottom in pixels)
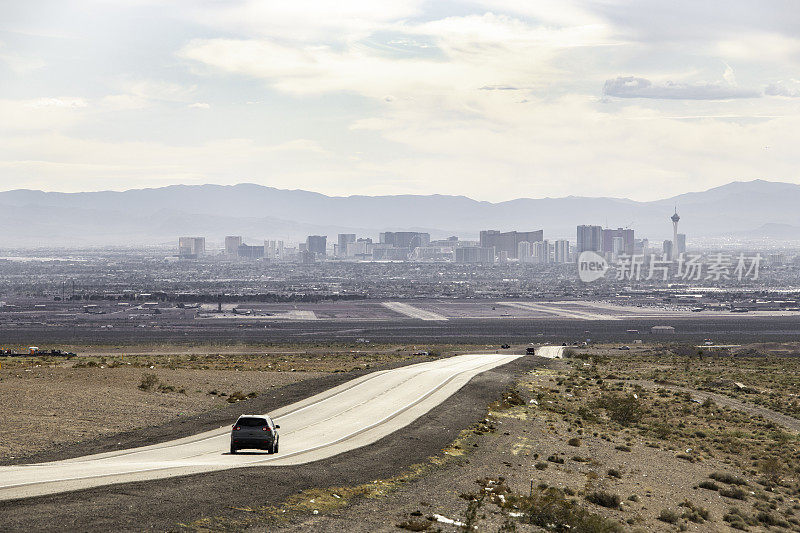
left=138, top=372, right=159, bottom=391
left=585, top=491, right=621, bottom=509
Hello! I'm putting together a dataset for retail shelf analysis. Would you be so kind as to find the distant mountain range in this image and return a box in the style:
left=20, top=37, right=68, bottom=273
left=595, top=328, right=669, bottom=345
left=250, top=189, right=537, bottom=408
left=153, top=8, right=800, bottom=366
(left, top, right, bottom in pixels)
left=1, top=179, right=799, bottom=247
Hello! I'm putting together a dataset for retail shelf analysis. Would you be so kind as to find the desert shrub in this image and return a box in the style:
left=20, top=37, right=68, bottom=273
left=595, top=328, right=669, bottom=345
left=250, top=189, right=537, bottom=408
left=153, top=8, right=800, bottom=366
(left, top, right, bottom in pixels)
left=534, top=462, right=548, bottom=470
left=698, top=480, right=719, bottom=491
left=710, top=472, right=748, bottom=485
left=758, top=457, right=784, bottom=484
left=585, top=491, right=621, bottom=509
left=724, top=507, right=757, bottom=530
left=658, top=509, right=680, bottom=524
left=592, top=393, right=642, bottom=426
left=516, top=488, right=622, bottom=532
left=679, top=500, right=710, bottom=523
left=227, top=390, right=247, bottom=403
left=607, top=468, right=622, bottom=479
left=547, top=455, right=564, bottom=464
left=138, top=373, right=158, bottom=391
left=157, top=383, right=176, bottom=393
left=756, top=510, right=790, bottom=528
left=577, top=406, right=599, bottom=422
left=614, top=445, right=631, bottom=452
left=719, top=487, right=748, bottom=500
left=567, top=437, right=581, bottom=447
left=396, top=518, right=430, bottom=531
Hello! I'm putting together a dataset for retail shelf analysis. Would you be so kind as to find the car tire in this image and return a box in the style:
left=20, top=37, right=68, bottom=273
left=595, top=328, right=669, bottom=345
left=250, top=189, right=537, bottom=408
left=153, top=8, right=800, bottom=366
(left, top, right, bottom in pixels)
left=274, top=441, right=279, bottom=454
left=230, top=445, right=237, bottom=454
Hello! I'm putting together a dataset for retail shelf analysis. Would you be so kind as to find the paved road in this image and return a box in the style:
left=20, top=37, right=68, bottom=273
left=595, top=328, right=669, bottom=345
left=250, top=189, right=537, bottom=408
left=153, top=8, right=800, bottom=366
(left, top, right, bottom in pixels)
left=0, top=353, right=521, bottom=502
left=535, top=345, right=565, bottom=358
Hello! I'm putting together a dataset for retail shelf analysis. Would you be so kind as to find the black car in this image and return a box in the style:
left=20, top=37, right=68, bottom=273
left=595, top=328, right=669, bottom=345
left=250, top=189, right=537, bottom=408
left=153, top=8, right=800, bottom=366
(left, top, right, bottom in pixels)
left=500, top=344, right=511, bottom=349
left=230, top=415, right=280, bottom=454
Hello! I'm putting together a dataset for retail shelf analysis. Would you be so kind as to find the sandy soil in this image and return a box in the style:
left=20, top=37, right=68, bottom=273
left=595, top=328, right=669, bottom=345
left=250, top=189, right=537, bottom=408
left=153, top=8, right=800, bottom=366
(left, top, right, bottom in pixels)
left=0, top=365, right=322, bottom=460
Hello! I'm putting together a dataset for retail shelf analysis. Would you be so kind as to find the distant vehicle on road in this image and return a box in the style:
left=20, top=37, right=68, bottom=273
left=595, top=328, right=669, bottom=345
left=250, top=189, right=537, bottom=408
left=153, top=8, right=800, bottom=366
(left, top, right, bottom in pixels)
left=500, top=344, right=510, bottom=349
left=525, top=347, right=537, bottom=355
left=413, top=351, right=429, bottom=356
left=618, top=345, right=630, bottom=350
left=230, top=415, right=280, bottom=454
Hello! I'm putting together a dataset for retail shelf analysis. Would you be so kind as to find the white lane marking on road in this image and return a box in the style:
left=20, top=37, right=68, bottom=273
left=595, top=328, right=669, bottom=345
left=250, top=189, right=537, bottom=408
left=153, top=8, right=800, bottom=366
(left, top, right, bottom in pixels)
left=382, top=302, right=448, bottom=321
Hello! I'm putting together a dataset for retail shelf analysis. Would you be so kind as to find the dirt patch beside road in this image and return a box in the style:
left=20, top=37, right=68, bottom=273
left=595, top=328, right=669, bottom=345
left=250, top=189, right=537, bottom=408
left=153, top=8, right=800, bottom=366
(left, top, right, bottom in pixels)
left=0, top=366, right=323, bottom=462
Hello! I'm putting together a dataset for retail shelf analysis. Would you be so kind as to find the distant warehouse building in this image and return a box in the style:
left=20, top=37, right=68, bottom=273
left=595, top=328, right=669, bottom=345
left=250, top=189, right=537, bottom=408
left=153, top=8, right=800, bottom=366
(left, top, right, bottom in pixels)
left=237, top=244, right=265, bottom=260
left=651, top=325, right=675, bottom=334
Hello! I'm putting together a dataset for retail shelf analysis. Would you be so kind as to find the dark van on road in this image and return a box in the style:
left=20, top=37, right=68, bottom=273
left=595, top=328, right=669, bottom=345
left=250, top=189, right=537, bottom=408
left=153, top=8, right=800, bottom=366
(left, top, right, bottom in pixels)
left=230, top=415, right=280, bottom=454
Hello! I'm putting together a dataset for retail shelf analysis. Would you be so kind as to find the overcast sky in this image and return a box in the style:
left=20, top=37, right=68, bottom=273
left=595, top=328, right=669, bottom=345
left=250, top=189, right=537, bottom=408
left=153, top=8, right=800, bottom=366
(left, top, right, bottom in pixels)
left=1, top=1, right=799, bottom=201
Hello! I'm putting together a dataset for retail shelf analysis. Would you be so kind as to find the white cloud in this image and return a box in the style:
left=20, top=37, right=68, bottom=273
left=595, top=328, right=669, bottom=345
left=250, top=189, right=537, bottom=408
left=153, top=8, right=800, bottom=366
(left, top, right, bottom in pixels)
left=188, top=102, right=210, bottom=109
left=603, top=76, right=760, bottom=100
left=765, top=80, right=800, bottom=98
left=24, top=97, right=88, bottom=108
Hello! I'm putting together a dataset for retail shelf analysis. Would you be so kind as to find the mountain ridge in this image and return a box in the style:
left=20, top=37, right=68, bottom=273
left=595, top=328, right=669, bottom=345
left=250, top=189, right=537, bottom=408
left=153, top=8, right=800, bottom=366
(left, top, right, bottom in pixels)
left=1, top=179, right=799, bottom=246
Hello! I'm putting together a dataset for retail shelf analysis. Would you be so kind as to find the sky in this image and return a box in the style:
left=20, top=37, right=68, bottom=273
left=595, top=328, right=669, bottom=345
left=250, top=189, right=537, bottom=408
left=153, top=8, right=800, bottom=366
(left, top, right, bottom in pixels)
left=1, top=0, right=799, bottom=201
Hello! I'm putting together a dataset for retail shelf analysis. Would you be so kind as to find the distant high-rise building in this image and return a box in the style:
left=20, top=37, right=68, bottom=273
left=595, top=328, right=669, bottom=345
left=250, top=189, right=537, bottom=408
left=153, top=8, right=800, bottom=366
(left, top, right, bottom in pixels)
left=602, top=228, right=634, bottom=255
left=224, top=236, right=242, bottom=256
left=612, top=236, right=624, bottom=258
left=178, top=237, right=205, bottom=258
left=350, top=238, right=373, bottom=259
left=576, top=225, right=603, bottom=254
left=554, top=240, right=570, bottom=263
left=533, top=240, right=550, bottom=263
left=480, top=230, right=543, bottom=259
left=517, top=241, right=533, bottom=263
left=455, top=246, right=495, bottom=264
left=663, top=240, right=673, bottom=260
left=306, top=235, right=327, bottom=257
left=379, top=232, right=430, bottom=249
left=337, top=234, right=356, bottom=257
left=676, top=233, right=686, bottom=256
left=671, top=208, right=680, bottom=257
left=634, top=238, right=649, bottom=255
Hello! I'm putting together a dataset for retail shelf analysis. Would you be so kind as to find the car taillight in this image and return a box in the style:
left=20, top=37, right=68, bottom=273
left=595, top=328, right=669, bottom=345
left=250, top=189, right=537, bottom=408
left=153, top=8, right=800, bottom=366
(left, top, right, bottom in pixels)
left=233, top=426, right=240, bottom=431
left=262, top=426, right=271, bottom=432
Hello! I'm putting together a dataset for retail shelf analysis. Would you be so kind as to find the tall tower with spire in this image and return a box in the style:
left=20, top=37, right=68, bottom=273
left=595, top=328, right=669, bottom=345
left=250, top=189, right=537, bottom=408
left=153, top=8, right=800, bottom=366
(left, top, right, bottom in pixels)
left=671, top=207, right=680, bottom=260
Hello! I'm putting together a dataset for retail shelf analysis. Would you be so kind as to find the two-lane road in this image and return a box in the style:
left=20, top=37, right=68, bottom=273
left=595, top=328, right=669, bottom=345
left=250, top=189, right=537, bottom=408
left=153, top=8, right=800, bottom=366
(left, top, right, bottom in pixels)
left=0, top=352, right=522, bottom=502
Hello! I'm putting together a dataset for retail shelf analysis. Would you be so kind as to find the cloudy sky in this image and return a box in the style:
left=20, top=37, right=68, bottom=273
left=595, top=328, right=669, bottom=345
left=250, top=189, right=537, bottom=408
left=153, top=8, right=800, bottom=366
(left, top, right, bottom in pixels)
left=1, top=1, right=799, bottom=201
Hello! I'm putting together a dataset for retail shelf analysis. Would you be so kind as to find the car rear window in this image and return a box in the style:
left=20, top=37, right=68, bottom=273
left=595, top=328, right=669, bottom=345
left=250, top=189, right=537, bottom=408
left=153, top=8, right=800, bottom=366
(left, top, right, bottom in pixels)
left=237, top=417, right=268, bottom=427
